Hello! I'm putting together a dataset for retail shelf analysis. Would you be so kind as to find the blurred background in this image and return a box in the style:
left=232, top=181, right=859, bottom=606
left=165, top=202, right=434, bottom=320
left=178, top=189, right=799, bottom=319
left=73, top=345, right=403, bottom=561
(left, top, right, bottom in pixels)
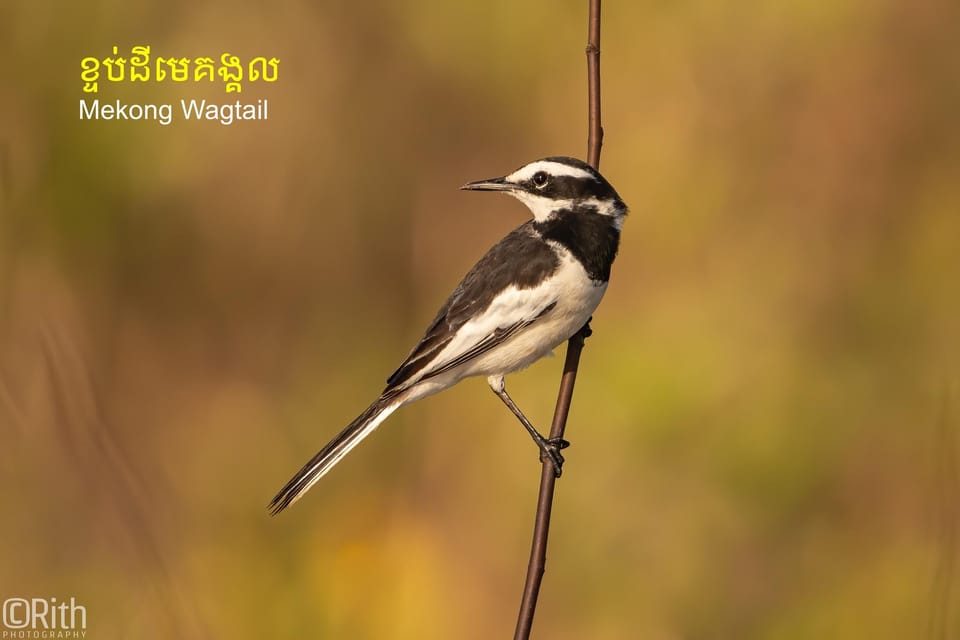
left=2, top=0, right=959, bottom=638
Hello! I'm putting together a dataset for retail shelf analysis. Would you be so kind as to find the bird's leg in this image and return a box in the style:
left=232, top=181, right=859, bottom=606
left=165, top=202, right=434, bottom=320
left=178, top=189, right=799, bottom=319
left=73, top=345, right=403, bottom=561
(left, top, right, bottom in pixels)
left=487, top=376, right=567, bottom=477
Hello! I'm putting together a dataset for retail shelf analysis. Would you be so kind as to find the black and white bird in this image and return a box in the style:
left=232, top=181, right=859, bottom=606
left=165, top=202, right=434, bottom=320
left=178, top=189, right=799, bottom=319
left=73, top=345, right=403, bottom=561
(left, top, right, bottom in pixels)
left=270, top=156, right=626, bottom=514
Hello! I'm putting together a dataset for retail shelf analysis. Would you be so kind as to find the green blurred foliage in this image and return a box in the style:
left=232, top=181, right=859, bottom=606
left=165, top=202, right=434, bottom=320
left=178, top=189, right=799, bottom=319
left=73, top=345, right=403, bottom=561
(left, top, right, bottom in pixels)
left=1, top=0, right=959, bottom=638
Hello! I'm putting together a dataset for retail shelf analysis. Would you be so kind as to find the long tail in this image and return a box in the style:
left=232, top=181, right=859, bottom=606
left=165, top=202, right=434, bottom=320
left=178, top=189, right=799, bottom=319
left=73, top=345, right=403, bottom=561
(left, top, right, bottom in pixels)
left=269, top=395, right=401, bottom=515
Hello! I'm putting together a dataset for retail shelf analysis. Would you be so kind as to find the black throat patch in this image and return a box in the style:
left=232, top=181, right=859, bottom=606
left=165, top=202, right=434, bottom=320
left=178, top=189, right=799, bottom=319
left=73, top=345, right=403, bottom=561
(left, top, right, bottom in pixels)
left=534, top=205, right=621, bottom=282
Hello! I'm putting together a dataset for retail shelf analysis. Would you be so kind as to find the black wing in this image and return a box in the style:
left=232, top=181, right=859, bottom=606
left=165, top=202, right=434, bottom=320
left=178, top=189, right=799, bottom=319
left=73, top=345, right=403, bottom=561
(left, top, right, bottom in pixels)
left=385, top=222, right=560, bottom=390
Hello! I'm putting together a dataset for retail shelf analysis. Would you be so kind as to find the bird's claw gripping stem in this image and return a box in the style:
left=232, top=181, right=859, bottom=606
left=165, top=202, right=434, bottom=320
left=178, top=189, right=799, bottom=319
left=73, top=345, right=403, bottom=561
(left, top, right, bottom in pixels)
left=538, top=438, right=569, bottom=477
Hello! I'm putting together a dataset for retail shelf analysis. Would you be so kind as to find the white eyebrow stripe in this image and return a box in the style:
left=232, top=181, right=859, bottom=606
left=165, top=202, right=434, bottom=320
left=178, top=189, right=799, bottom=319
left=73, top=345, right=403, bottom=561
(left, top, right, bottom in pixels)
left=507, top=161, right=597, bottom=183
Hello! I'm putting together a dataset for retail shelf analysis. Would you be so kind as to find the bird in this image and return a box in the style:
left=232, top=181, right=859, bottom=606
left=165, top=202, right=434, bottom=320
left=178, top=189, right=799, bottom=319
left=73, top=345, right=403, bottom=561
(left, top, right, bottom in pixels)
left=269, top=156, right=627, bottom=514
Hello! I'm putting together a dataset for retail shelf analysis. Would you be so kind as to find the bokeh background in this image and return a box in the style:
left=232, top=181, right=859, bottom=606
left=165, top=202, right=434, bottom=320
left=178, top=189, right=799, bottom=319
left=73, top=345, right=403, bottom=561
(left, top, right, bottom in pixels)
left=2, top=1, right=959, bottom=638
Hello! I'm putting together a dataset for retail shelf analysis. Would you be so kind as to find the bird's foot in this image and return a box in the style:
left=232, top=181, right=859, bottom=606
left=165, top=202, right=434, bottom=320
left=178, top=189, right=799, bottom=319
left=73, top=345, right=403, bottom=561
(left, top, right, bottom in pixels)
left=579, top=320, right=593, bottom=340
left=538, top=438, right=570, bottom=477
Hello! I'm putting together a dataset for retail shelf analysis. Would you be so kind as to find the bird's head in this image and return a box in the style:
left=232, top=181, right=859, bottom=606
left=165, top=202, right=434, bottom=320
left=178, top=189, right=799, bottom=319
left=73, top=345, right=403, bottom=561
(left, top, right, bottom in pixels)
left=461, top=156, right=626, bottom=228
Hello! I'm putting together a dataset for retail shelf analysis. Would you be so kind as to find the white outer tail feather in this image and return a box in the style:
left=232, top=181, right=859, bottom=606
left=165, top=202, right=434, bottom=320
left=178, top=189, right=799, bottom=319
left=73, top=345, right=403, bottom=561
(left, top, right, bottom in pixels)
left=269, top=400, right=400, bottom=514
left=296, top=403, right=398, bottom=499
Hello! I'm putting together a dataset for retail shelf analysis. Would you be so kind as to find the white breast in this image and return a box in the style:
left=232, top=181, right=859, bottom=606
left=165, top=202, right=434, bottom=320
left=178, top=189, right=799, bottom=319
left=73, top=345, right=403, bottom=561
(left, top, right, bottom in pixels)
left=456, top=246, right=607, bottom=378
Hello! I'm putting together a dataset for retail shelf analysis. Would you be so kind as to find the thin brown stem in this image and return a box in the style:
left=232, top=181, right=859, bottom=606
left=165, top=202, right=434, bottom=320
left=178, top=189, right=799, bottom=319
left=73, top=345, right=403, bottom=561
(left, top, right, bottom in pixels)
left=513, top=1, right=602, bottom=638
left=586, top=0, right=603, bottom=169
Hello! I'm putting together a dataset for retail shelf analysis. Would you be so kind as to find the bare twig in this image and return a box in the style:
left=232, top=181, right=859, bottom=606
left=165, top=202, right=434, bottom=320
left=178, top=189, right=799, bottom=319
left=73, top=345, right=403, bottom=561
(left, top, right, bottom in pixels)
left=513, top=2, right=603, bottom=638
left=586, top=1, right=603, bottom=169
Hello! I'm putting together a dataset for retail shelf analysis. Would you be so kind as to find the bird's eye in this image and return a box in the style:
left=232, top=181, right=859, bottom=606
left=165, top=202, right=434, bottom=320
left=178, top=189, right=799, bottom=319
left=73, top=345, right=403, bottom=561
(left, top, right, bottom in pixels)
left=532, top=172, right=549, bottom=188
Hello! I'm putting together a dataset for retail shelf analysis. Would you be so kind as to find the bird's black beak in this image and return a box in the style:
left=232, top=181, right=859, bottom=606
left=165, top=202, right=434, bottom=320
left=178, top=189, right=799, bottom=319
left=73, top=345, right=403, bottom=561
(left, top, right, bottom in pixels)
left=460, top=176, right=514, bottom=192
